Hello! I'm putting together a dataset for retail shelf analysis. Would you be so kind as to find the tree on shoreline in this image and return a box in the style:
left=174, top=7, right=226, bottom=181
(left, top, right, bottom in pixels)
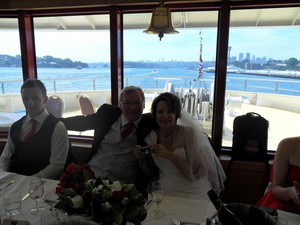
left=0, top=54, right=89, bottom=68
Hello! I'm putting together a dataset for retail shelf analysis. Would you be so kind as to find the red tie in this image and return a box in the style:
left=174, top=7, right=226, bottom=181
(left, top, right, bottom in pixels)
left=24, top=119, right=37, bottom=141
left=121, top=122, right=135, bottom=139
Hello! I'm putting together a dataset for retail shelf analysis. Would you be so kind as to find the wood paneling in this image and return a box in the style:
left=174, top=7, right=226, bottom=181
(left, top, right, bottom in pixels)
left=220, top=158, right=270, bottom=205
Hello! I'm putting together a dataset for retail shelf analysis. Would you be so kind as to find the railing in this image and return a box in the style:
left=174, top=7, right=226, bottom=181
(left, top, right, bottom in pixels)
left=1, top=76, right=300, bottom=96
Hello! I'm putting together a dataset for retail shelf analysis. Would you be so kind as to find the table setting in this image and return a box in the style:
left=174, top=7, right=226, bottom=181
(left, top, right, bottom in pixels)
left=1, top=167, right=300, bottom=225
left=0, top=171, right=59, bottom=225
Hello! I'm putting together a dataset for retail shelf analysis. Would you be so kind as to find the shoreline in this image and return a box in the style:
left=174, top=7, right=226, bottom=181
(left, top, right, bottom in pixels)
left=206, top=68, right=300, bottom=79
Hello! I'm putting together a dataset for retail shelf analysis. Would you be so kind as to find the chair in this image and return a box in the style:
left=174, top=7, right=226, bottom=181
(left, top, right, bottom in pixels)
left=220, top=159, right=269, bottom=205
left=46, top=95, right=64, bottom=118
left=78, top=95, right=95, bottom=116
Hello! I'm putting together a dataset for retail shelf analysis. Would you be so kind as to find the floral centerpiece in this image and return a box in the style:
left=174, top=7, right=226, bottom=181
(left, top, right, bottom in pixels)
left=54, top=163, right=147, bottom=225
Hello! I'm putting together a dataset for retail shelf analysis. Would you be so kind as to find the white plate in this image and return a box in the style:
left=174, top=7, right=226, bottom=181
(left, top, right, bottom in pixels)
left=44, top=190, right=59, bottom=204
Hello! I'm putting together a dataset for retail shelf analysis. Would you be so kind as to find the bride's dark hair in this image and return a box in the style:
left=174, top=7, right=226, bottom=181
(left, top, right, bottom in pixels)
left=151, top=92, right=181, bottom=121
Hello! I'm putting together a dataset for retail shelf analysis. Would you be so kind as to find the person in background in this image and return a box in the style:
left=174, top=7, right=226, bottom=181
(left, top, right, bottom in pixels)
left=0, top=79, right=70, bottom=179
left=256, top=136, right=300, bottom=214
left=134, top=92, right=226, bottom=200
left=60, top=86, right=155, bottom=191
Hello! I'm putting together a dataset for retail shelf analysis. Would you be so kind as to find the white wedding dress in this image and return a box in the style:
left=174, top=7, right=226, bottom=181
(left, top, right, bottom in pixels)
left=153, top=147, right=211, bottom=200
left=145, top=110, right=226, bottom=200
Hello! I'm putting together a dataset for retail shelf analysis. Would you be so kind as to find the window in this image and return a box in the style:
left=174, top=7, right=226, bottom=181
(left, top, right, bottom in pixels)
left=0, top=18, right=25, bottom=131
left=123, top=11, right=218, bottom=137
left=34, top=15, right=110, bottom=136
left=223, top=7, right=300, bottom=151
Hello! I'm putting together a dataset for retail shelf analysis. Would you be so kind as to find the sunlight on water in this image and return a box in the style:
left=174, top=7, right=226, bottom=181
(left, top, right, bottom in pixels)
left=1, top=67, right=300, bottom=96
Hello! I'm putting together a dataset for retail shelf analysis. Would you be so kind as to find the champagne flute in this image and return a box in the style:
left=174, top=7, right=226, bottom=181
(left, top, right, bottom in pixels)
left=29, top=177, right=45, bottom=215
left=150, top=180, right=165, bottom=219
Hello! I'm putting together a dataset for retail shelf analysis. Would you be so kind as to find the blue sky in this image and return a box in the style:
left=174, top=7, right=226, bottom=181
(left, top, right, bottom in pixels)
left=1, top=27, right=300, bottom=63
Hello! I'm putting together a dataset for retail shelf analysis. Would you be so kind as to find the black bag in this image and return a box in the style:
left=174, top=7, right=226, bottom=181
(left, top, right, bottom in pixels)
left=232, top=112, right=269, bottom=162
left=223, top=112, right=270, bottom=198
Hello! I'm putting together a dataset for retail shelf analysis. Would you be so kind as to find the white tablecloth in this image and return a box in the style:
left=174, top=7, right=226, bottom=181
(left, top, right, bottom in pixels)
left=143, top=195, right=216, bottom=225
left=1, top=172, right=300, bottom=225
left=0, top=173, right=59, bottom=225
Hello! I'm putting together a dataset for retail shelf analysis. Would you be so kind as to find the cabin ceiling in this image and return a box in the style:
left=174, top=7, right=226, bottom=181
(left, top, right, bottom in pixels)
left=0, top=0, right=300, bottom=30
left=0, top=0, right=255, bottom=10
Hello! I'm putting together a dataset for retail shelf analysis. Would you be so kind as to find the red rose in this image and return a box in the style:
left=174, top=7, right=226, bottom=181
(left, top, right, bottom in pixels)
left=66, top=163, right=78, bottom=173
left=55, top=186, right=63, bottom=194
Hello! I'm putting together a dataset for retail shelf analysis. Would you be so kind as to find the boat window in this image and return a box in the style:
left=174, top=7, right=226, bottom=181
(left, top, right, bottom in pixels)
left=123, top=11, right=218, bottom=139
left=223, top=7, right=300, bottom=151
left=0, top=18, right=25, bottom=133
left=1, top=4, right=299, bottom=154
left=33, top=14, right=110, bottom=136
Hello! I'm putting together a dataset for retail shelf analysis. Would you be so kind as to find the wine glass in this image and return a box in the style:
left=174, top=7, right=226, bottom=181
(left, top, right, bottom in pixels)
left=150, top=180, right=165, bottom=219
left=29, top=177, right=45, bottom=215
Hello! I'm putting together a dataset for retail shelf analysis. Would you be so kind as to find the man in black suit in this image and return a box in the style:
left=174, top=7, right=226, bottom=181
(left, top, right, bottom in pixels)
left=61, top=86, right=157, bottom=189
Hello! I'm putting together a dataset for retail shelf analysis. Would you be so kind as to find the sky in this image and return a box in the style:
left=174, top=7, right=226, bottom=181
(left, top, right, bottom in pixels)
left=1, top=27, right=300, bottom=63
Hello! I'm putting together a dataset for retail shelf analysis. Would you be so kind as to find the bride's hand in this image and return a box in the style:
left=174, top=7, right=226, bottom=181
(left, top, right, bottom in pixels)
left=150, top=144, right=170, bottom=158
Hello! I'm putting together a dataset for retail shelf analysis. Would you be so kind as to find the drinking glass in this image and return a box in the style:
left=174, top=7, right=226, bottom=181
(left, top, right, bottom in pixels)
left=150, top=180, right=165, bottom=219
left=29, top=177, right=45, bottom=215
left=4, top=192, right=22, bottom=216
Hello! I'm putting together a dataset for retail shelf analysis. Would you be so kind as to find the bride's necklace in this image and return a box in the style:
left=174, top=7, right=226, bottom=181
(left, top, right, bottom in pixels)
left=159, top=126, right=177, bottom=141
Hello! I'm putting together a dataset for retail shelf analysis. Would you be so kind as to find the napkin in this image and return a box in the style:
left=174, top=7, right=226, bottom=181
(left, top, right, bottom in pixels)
left=0, top=172, right=14, bottom=183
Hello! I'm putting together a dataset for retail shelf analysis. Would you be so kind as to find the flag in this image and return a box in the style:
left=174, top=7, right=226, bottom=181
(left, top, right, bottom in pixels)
left=198, top=32, right=203, bottom=80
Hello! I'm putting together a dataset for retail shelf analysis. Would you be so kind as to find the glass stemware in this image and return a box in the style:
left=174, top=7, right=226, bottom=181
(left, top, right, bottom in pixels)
left=150, top=180, right=165, bottom=219
left=29, top=177, right=45, bottom=215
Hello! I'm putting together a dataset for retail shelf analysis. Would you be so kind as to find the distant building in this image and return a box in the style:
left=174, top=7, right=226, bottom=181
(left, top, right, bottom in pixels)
left=239, top=53, right=244, bottom=62
left=246, top=52, right=251, bottom=61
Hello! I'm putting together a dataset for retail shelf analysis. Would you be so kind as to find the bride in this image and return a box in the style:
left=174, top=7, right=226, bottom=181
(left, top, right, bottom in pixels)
left=134, top=92, right=226, bottom=200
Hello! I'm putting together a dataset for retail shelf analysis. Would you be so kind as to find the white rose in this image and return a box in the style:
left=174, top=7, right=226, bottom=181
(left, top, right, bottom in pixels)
left=71, top=195, right=83, bottom=208
left=101, top=201, right=112, bottom=212
left=111, top=181, right=122, bottom=192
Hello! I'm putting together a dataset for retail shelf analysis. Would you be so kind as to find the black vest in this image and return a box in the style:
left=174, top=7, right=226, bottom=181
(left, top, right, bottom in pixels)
left=9, top=114, right=58, bottom=176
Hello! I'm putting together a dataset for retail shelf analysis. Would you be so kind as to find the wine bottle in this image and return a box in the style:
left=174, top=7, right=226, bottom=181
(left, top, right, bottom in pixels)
left=207, top=190, right=242, bottom=225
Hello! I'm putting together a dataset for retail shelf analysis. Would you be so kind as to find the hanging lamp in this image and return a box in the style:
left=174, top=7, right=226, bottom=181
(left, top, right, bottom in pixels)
left=143, top=0, right=179, bottom=41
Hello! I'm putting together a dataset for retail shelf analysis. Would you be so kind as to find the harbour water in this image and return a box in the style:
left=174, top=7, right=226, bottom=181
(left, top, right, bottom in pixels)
left=1, top=67, right=300, bottom=150
left=1, top=67, right=300, bottom=96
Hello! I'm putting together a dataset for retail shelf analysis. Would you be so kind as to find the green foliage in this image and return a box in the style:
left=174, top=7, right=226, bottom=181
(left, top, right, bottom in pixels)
left=0, top=54, right=89, bottom=68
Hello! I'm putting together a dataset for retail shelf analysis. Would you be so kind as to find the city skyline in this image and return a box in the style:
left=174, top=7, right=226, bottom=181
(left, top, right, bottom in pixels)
left=1, top=27, right=300, bottom=63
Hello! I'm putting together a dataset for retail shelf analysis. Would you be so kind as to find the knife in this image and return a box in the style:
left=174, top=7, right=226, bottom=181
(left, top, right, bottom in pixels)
left=0, top=180, right=15, bottom=191
left=22, top=179, right=47, bottom=201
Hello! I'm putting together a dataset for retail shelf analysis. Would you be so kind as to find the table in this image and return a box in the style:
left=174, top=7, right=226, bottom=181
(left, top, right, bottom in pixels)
left=0, top=172, right=59, bottom=225
left=1, top=172, right=300, bottom=225
left=143, top=195, right=216, bottom=225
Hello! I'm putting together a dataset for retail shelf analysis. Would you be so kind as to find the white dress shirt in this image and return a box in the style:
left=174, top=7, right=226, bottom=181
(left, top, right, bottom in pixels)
left=88, top=114, right=140, bottom=183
